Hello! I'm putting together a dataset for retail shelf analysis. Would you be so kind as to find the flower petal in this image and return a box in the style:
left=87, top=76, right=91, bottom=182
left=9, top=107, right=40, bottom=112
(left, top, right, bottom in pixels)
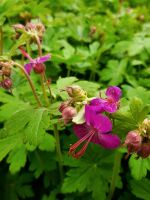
left=85, top=105, right=112, bottom=133
left=90, top=98, right=105, bottom=113
left=33, top=54, right=51, bottom=63
left=103, top=101, right=118, bottom=113
left=106, top=86, right=121, bottom=102
left=24, top=63, right=33, bottom=74
left=98, top=133, right=121, bottom=149
left=73, top=123, right=89, bottom=139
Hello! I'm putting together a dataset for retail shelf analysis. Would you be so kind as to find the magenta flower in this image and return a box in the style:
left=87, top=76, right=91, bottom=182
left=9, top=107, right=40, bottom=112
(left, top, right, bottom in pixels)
left=19, top=47, right=51, bottom=74
left=69, top=105, right=120, bottom=158
left=90, top=86, right=122, bottom=113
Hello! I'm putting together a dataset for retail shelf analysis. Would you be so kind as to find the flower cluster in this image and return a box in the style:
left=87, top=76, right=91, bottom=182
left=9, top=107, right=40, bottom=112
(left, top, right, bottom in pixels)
left=59, top=86, right=122, bottom=158
left=0, top=62, right=12, bottom=90
left=125, top=119, right=150, bottom=158
left=12, top=22, right=45, bottom=42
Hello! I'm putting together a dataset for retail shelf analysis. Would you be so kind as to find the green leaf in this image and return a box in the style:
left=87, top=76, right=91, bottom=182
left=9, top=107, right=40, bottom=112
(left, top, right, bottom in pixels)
left=127, top=87, right=150, bottom=104
left=76, top=80, right=100, bottom=97
left=9, top=33, right=30, bottom=56
left=129, top=155, right=150, bottom=180
left=129, top=97, right=144, bottom=123
left=56, top=76, right=78, bottom=90
left=128, top=37, right=144, bottom=56
left=89, top=41, right=100, bottom=56
left=7, top=145, right=27, bottom=174
left=28, top=151, right=56, bottom=178
left=39, top=134, right=55, bottom=152
left=100, top=58, right=128, bottom=85
left=25, top=108, right=50, bottom=146
left=60, top=40, right=75, bottom=59
left=130, top=178, right=150, bottom=200
left=0, top=134, right=23, bottom=161
left=61, top=162, right=107, bottom=200
left=4, top=108, right=33, bottom=136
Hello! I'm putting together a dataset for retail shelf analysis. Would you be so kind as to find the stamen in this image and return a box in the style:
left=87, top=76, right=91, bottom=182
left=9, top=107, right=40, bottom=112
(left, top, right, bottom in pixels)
left=73, top=131, right=95, bottom=159
left=69, top=130, right=95, bottom=158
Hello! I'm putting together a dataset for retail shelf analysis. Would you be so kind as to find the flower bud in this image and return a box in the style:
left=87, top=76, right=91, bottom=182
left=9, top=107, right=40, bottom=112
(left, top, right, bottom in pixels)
left=59, top=101, right=69, bottom=113
left=1, top=78, right=12, bottom=89
left=26, top=22, right=36, bottom=31
left=2, top=67, right=11, bottom=77
left=137, top=140, right=150, bottom=158
left=12, top=24, right=25, bottom=32
left=62, top=106, right=77, bottom=124
left=125, top=131, right=142, bottom=153
left=66, top=85, right=87, bottom=101
left=33, top=63, right=45, bottom=74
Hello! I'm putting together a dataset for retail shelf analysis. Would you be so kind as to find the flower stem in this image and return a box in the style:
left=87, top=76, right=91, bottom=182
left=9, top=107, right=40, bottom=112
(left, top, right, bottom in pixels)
left=53, top=124, right=64, bottom=182
left=0, top=26, right=3, bottom=55
left=107, top=151, right=122, bottom=200
left=35, top=36, right=51, bottom=106
left=40, top=73, right=50, bottom=106
left=13, top=62, right=42, bottom=107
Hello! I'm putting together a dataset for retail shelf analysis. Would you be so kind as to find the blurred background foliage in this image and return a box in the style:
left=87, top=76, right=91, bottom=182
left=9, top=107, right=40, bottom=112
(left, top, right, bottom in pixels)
left=0, top=0, right=150, bottom=200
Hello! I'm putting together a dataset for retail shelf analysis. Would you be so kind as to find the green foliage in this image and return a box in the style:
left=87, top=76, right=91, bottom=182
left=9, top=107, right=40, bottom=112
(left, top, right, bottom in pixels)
left=130, top=178, right=150, bottom=200
left=129, top=155, right=150, bottom=180
left=0, top=0, right=150, bottom=199
left=7, top=145, right=27, bottom=174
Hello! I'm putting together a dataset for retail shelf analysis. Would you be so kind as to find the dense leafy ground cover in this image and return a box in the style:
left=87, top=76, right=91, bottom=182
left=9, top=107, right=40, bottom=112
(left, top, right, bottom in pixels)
left=0, top=0, right=150, bottom=199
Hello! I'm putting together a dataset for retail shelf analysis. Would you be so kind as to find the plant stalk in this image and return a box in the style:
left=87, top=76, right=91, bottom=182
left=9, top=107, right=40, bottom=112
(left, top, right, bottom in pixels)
left=53, top=124, right=64, bottom=182
left=107, top=151, right=122, bottom=200
left=40, top=73, right=50, bottom=106
left=13, top=62, right=42, bottom=107
left=0, top=26, right=3, bottom=55
left=35, top=36, right=51, bottom=106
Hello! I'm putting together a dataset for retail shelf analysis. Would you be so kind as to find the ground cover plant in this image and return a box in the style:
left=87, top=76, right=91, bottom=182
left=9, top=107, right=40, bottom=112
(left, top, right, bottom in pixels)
left=0, top=0, right=150, bottom=199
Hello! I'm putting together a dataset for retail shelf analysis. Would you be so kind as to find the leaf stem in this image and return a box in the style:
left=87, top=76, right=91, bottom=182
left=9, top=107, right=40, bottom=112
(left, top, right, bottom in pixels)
left=107, top=151, right=122, bottom=200
left=13, top=62, right=42, bottom=107
left=53, top=124, right=64, bottom=182
left=0, top=26, right=3, bottom=55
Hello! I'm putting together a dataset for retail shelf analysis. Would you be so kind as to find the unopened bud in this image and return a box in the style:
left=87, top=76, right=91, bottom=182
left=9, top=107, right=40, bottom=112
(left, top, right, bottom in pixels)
left=66, top=85, right=87, bottom=101
left=33, top=63, right=45, bottom=74
left=59, top=101, right=69, bottom=112
left=12, top=24, right=25, bottom=32
left=1, top=78, right=12, bottom=89
left=2, top=68, right=11, bottom=76
left=137, top=140, right=150, bottom=158
left=62, top=106, right=77, bottom=124
left=125, top=131, right=142, bottom=153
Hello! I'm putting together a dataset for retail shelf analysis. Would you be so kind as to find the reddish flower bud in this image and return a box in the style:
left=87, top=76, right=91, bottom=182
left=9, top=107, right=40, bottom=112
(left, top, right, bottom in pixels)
left=1, top=79, right=12, bottom=89
left=137, top=140, right=150, bottom=158
left=62, top=107, right=77, bottom=124
left=2, top=67, right=11, bottom=76
left=33, top=63, right=45, bottom=74
left=59, top=101, right=69, bottom=113
left=125, top=131, right=142, bottom=153
left=12, top=24, right=25, bottom=32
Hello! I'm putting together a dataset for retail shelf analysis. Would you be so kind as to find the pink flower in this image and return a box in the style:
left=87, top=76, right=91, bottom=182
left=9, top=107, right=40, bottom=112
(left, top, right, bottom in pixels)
left=90, top=86, right=122, bottom=113
left=69, top=105, right=120, bottom=158
left=19, top=47, right=51, bottom=74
